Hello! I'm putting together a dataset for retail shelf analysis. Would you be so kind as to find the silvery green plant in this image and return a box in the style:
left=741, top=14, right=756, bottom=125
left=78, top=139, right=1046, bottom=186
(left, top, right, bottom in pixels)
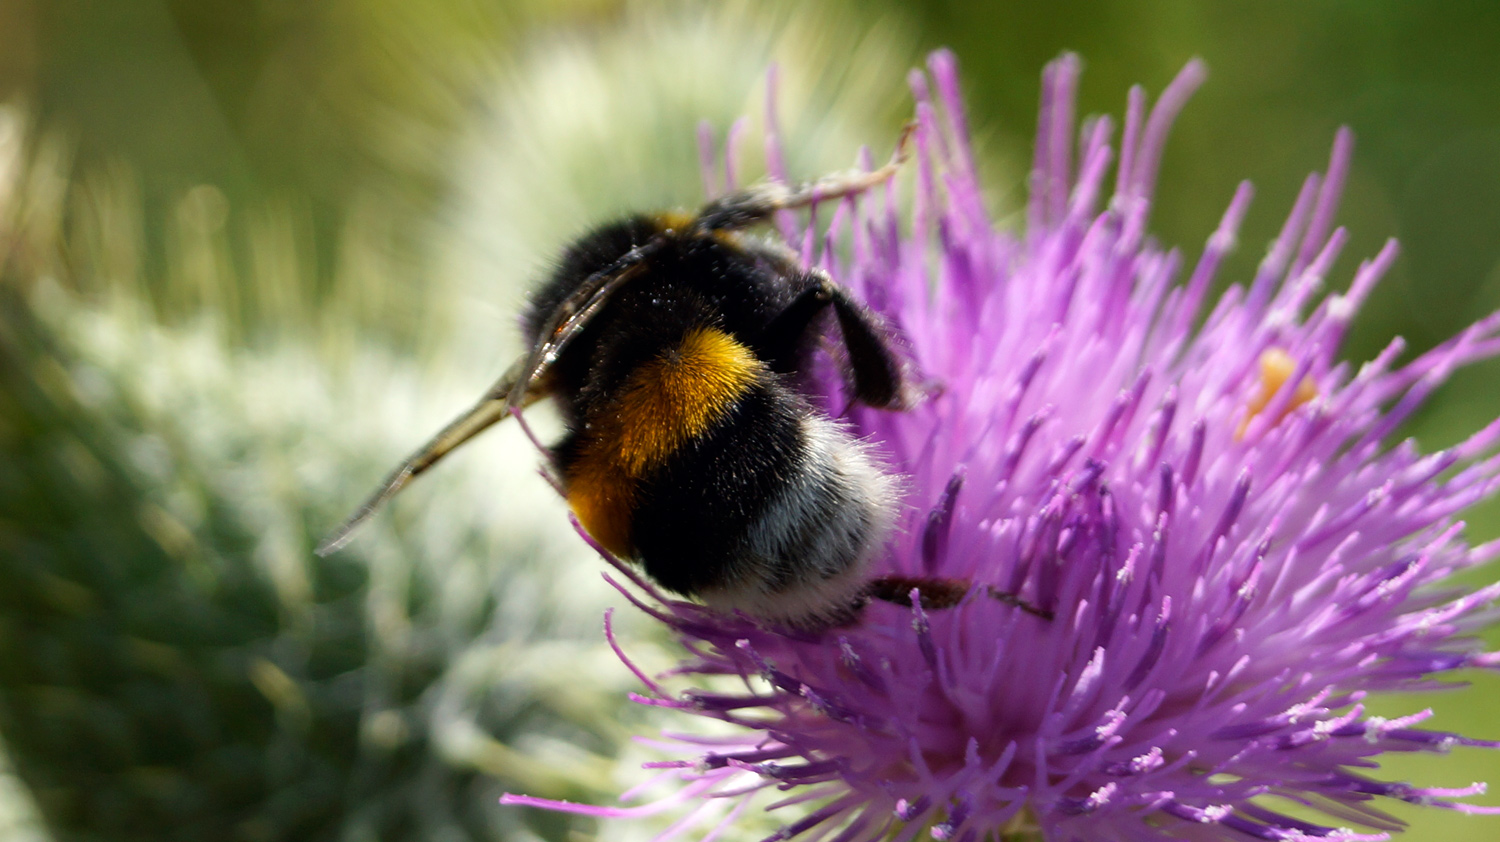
left=0, top=108, right=627, bottom=841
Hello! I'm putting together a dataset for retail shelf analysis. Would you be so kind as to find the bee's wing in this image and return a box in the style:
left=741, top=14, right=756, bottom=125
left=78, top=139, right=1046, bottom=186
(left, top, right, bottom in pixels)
left=315, top=358, right=536, bottom=556
left=318, top=242, right=660, bottom=556
left=503, top=246, right=655, bottom=412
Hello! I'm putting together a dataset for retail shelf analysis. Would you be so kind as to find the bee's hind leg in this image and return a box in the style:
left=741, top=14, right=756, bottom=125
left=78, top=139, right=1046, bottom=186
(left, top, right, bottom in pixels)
left=862, top=576, right=1054, bottom=620
left=753, top=268, right=912, bottom=410
left=693, top=122, right=913, bottom=233
left=819, top=276, right=911, bottom=410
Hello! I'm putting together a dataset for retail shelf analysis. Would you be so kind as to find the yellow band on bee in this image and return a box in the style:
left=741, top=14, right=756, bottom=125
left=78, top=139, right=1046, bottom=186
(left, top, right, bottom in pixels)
left=614, top=327, right=761, bottom=473
left=566, top=326, right=761, bottom=556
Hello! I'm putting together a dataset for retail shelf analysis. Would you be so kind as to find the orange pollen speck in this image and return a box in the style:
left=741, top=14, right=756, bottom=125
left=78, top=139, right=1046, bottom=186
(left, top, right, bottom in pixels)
left=1236, top=347, right=1318, bottom=440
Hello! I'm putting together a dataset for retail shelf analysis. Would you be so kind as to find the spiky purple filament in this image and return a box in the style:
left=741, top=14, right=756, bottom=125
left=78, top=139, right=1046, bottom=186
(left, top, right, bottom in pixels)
left=502, top=51, right=1500, bottom=842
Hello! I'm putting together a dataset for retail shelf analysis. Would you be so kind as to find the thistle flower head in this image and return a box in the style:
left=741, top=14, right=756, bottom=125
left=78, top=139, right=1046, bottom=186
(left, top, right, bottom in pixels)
left=505, top=51, right=1500, bottom=842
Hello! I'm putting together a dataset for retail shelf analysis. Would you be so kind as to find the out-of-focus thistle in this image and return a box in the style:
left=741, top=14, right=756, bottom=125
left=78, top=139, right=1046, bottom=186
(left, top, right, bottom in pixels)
left=0, top=105, right=630, bottom=841
left=506, top=52, right=1500, bottom=842
left=444, top=0, right=914, bottom=367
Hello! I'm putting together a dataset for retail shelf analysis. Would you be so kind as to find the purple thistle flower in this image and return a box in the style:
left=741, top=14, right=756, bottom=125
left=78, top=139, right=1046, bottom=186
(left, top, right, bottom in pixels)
left=503, top=51, right=1500, bottom=842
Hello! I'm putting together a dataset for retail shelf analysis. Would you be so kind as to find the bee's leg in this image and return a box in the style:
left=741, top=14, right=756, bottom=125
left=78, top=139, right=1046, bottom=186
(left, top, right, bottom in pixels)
left=862, top=576, right=971, bottom=610
left=979, top=584, right=1055, bottom=620
left=819, top=275, right=909, bottom=410
left=862, top=576, right=1054, bottom=620
left=754, top=272, right=909, bottom=410
left=756, top=283, right=833, bottom=376
left=694, top=123, right=913, bottom=232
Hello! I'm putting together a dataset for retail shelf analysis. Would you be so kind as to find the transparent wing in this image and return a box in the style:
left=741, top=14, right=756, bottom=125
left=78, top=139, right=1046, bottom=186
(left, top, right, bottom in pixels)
left=318, top=240, right=661, bottom=556
left=503, top=249, right=654, bottom=412
left=315, top=358, right=535, bottom=556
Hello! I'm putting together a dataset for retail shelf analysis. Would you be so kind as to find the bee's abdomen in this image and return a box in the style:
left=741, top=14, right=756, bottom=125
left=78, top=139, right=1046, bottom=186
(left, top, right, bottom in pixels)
left=633, top=392, right=898, bottom=625
left=560, top=324, right=898, bottom=624
left=627, top=384, right=804, bottom=595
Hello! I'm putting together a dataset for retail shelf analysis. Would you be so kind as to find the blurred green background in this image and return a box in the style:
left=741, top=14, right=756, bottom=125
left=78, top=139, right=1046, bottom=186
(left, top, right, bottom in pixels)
left=2, top=1, right=1500, bottom=840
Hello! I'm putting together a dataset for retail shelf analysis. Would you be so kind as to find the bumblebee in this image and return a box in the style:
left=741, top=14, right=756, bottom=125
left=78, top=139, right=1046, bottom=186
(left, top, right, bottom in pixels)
left=319, top=134, right=1046, bottom=626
